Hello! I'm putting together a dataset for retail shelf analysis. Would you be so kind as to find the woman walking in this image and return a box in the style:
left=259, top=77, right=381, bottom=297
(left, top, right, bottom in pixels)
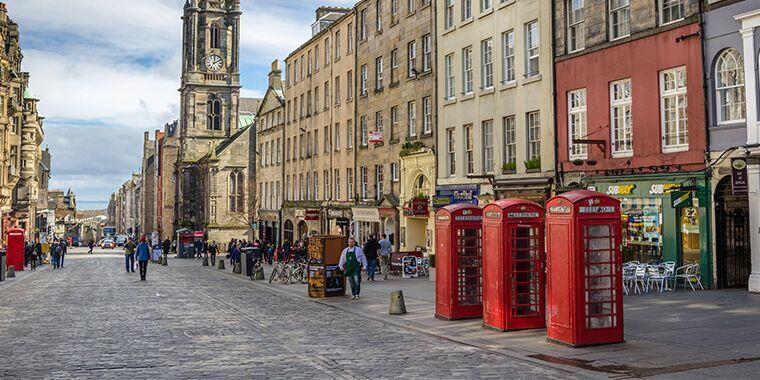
left=136, top=236, right=151, bottom=281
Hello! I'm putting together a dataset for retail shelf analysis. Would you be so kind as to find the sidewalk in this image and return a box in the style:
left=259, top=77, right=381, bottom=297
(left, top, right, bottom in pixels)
left=0, top=264, right=47, bottom=290
left=196, top=259, right=760, bottom=378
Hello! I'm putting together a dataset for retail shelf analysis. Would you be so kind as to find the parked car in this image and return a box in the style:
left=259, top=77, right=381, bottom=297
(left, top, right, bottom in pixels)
left=101, top=239, right=116, bottom=249
left=116, top=235, right=128, bottom=247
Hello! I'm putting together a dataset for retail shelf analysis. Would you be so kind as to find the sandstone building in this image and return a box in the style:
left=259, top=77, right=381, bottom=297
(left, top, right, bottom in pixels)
left=256, top=60, right=285, bottom=243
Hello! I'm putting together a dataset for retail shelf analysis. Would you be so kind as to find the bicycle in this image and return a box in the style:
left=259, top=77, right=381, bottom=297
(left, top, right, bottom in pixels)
left=289, top=259, right=308, bottom=284
left=269, top=260, right=291, bottom=284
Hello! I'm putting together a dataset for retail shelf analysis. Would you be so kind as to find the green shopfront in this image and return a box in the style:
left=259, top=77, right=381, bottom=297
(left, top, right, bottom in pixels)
left=583, top=173, right=712, bottom=288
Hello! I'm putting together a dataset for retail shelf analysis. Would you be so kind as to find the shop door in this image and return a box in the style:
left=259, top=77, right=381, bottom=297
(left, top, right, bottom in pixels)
left=510, top=225, right=542, bottom=318
left=715, top=178, right=750, bottom=288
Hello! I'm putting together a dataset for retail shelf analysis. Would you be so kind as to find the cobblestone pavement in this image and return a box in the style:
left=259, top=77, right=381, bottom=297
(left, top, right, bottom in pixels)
left=0, top=252, right=581, bottom=379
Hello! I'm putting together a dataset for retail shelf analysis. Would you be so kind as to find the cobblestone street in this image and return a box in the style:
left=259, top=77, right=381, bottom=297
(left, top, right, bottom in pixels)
left=0, top=250, right=575, bottom=379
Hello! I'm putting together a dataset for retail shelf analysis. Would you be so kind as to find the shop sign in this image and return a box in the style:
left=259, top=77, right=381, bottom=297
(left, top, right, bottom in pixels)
left=649, top=183, right=680, bottom=195
left=453, top=189, right=477, bottom=202
left=671, top=191, right=695, bottom=209
left=432, top=196, right=452, bottom=207
left=368, top=131, right=383, bottom=144
left=305, top=209, right=320, bottom=220
left=327, top=209, right=345, bottom=219
left=411, top=198, right=429, bottom=216
left=731, top=158, right=749, bottom=196
left=294, top=209, right=305, bottom=219
left=606, top=184, right=636, bottom=196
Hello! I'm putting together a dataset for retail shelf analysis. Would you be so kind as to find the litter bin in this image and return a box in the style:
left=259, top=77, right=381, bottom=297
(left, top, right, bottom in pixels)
left=242, top=247, right=254, bottom=277
left=0, top=250, right=6, bottom=282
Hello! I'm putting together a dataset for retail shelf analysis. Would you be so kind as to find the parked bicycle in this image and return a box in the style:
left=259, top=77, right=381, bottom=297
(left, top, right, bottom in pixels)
left=289, top=259, right=308, bottom=284
left=269, top=260, right=291, bottom=284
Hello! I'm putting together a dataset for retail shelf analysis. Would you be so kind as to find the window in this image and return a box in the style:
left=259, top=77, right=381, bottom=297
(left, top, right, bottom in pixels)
left=207, top=97, right=222, bottom=130
left=348, top=23, right=354, bottom=52
left=209, top=25, right=221, bottom=49
left=481, top=38, right=493, bottom=89
left=525, top=21, right=540, bottom=77
left=347, top=168, right=354, bottom=200
left=609, top=0, right=630, bottom=40
left=407, top=0, right=416, bottom=13
left=568, top=89, right=588, bottom=160
left=567, top=0, right=585, bottom=52
left=361, top=166, right=368, bottom=200
left=660, top=66, right=688, bottom=151
left=299, top=173, right=304, bottom=200
left=465, top=124, right=474, bottom=174
left=324, top=38, right=330, bottom=65
left=347, top=119, right=354, bottom=148
left=391, top=162, right=399, bottom=182
left=308, top=50, right=313, bottom=76
left=228, top=171, right=245, bottom=213
left=375, top=56, right=384, bottom=90
left=314, top=86, right=319, bottom=112
left=483, top=120, right=494, bottom=173
left=422, top=34, right=432, bottom=72
left=391, top=105, right=399, bottom=140
left=314, top=129, right=319, bottom=155
left=361, top=115, right=368, bottom=146
left=375, top=165, right=384, bottom=200
left=307, top=90, right=312, bottom=115
left=360, top=64, right=368, bottom=96
left=462, top=0, right=472, bottom=20
left=314, top=171, right=319, bottom=200
left=335, top=122, right=341, bottom=150
left=376, top=0, right=383, bottom=31
left=324, top=81, right=330, bottom=109
left=392, top=0, right=399, bottom=19
left=334, top=169, right=341, bottom=200
left=446, top=127, right=456, bottom=176
left=375, top=111, right=384, bottom=135
left=315, top=46, right=320, bottom=71
left=324, top=170, right=330, bottom=200
left=480, top=0, right=492, bottom=12
left=502, top=116, right=516, bottom=169
left=611, top=79, right=633, bottom=156
left=659, top=0, right=683, bottom=25
left=347, top=70, right=354, bottom=99
left=445, top=54, right=455, bottom=99
left=463, top=46, right=473, bottom=94
left=423, top=97, right=432, bottom=134
left=408, top=101, right=417, bottom=137
left=360, top=9, right=368, bottom=40
left=527, top=111, right=541, bottom=162
left=445, top=0, right=455, bottom=30
left=408, top=40, right=417, bottom=77
left=716, top=49, right=745, bottom=124
left=285, top=175, right=290, bottom=200
left=502, top=30, right=515, bottom=84
left=335, top=31, right=341, bottom=59
left=324, top=125, right=330, bottom=153
left=390, top=49, right=399, bottom=84
left=335, top=76, right=341, bottom=104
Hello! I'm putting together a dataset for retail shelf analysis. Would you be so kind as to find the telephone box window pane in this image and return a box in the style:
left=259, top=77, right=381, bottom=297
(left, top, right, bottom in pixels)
left=583, top=224, right=618, bottom=330
left=457, top=228, right=482, bottom=306
left=511, top=226, right=541, bottom=317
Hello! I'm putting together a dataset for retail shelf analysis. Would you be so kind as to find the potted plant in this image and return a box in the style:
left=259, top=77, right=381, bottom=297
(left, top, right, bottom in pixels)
left=524, top=157, right=541, bottom=172
left=502, top=162, right=516, bottom=173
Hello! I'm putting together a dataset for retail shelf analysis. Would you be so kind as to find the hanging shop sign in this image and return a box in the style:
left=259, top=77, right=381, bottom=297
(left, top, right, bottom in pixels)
left=411, top=198, right=429, bottom=216
left=368, top=131, right=383, bottom=144
left=671, top=191, right=695, bottom=209
left=731, top=158, right=749, bottom=196
left=304, top=209, right=320, bottom=221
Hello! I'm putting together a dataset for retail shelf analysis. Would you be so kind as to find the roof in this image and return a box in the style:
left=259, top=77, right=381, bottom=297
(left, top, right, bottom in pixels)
left=23, top=87, right=38, bottom=100
left=215, top=123, right=251, bottom=157
left=238, top=97, right=261, bottom=129
left=485, top=199, right=543, bottom=210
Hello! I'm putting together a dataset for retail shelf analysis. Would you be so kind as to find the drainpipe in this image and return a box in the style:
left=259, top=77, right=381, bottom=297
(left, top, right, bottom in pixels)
left=697, top=0, right=714, bottom=288
left=551, top=0, right=561, bottom=192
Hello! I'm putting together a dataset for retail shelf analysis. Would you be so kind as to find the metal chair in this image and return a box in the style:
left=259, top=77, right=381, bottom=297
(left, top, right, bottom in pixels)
left=675, top=263, right=704, bottom=291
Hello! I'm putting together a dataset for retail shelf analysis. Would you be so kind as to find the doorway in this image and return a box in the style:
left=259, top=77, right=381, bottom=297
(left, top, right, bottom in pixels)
left=715, top=176, right=750, bottom=288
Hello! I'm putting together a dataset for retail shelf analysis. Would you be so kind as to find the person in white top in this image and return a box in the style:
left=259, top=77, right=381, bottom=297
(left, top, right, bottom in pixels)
left=339, top=238, right=368, bottom=299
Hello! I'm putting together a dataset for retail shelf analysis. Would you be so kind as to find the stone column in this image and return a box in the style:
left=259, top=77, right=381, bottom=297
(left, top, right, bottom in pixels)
left=738, top=26, right=760, bottom=292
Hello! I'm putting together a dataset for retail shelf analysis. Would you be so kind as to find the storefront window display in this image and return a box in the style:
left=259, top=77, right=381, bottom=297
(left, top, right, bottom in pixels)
left=620, top=198, right=662, bottom=263
left=680, top=207, right=700, bottom=265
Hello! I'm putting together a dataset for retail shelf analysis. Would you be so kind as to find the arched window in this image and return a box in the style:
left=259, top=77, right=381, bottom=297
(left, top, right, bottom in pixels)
left=284, top=220, right=294, bottom=243
left=210, top=25, right=221, bottom=49
left=412, top=174, right=430, bottom=198
left=207, top=96, right=222, bottom=130
left=229, top=171, right=245, bottom=213
left=716, top=49, right=745, bottom=124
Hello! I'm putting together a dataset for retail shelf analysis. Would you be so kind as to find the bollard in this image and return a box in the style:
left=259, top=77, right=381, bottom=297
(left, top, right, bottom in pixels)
left=389, top=290, right=407, bottom=315
left=6, top=266, right=16, bottom=279
left=162, top=256, right=168, bottom=266
left=217, top=259, right=225, bottom=270
left=202, top=257, right=209, bottom=267
left=233, top=262, right=242, bottom=274
left=251, top=266, right=265, bottom=280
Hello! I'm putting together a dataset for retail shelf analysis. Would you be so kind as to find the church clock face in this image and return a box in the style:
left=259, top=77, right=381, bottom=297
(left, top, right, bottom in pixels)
left=205, top=54, right=224, bottom=72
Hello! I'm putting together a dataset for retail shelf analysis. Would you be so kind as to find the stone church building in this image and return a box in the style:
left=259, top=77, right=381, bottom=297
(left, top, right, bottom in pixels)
left=176, top=0, right=260, bottom=247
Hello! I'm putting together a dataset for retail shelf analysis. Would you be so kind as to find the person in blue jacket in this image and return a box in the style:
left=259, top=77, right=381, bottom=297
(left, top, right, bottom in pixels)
left=136, top=235, right=151, bottom=281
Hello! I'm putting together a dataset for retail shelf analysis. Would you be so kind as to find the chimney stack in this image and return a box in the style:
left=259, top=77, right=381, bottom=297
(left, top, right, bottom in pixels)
left=268, top=60, right=282, bottom=88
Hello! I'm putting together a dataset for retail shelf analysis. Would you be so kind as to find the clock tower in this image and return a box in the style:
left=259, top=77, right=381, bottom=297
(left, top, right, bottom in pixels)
left=176, top=0, right=245, bottom=232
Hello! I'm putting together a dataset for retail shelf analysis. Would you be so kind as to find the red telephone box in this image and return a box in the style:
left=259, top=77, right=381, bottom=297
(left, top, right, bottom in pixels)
left=435, top=204, right=483, bottom=320
left=482, top=200, right=545, bottom=331
left=545, top=190, right=623, bottom=347
left=6, top=228, right=25, bottom=271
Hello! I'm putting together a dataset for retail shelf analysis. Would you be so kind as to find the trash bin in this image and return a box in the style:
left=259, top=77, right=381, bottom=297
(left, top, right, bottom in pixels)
left=0, top=250, right=6, bottom=282
left=242, top=247, right=254, bottom=277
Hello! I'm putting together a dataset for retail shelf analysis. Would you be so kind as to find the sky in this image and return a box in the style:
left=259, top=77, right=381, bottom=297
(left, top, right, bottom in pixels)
left=7, top=0, right=354, bottom=210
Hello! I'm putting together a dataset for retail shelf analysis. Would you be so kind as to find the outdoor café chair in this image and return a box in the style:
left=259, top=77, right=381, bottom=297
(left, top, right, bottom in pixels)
left=675, top=263, right=704, bottom=291
left=646, top=265, right=669, bottom=293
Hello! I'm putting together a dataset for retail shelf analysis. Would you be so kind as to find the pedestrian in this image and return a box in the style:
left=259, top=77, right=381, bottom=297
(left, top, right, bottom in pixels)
left=59, top=240, right=67, bottom=268
left=51, top=240, right=61, bottom=269
left=34, top=240, right=43, bottom=266
left=88, top=240, right=94, bottom=254
left=136, top=236, right=151, bottom=281
left=363, top=234, right=380, bottom=281
left=194, top=239, right=203, bottom=260
left=339, top=238, right=368, bottom=300
left=208, top=240, right=218, bottom=266
left=162, top=237, right=171, bottom=263
left=281, top=239, right=291, bottom=262
left=29, top=244, right=37, bottom=271
left=124, top=238, right=137, bottom=274
left=378, top=234, right=393, bottom=280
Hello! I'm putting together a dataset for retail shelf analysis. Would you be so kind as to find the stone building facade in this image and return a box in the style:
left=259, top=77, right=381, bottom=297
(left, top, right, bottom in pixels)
left=353, top=0, right=436, bottom=249
left=141, top=131, right=158, bottom=236
left=157, top=121, right=179, bottom=240
left=283, top=7, right=355, bottom=242
left=256, top=60, right=285, bottom=244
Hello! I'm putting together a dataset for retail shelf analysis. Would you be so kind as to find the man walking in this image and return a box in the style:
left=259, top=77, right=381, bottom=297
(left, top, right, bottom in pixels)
left=34, top=240, right=43, bottom=266
left=136, top=236, right=151, bottom=281
left=162, top=237, right=171, bottom=264
left=363, top=235, right=380, bottom=281
left=378, top=234, right=393, bottom=280
left=124, top=238, right=137, bottom=274
left=59, top=239, right=67, bottom=268
left=339, top=238, right=368, bottom=300
left=208, top=241, right=218, bottom=266
left=88, top=240, right=94, bottom=254
left=51, top=240, right=61, bottom=269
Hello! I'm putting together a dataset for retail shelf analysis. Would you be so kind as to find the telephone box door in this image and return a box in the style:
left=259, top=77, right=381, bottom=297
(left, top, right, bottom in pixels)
left=508, top=223, right=545, bottom=330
